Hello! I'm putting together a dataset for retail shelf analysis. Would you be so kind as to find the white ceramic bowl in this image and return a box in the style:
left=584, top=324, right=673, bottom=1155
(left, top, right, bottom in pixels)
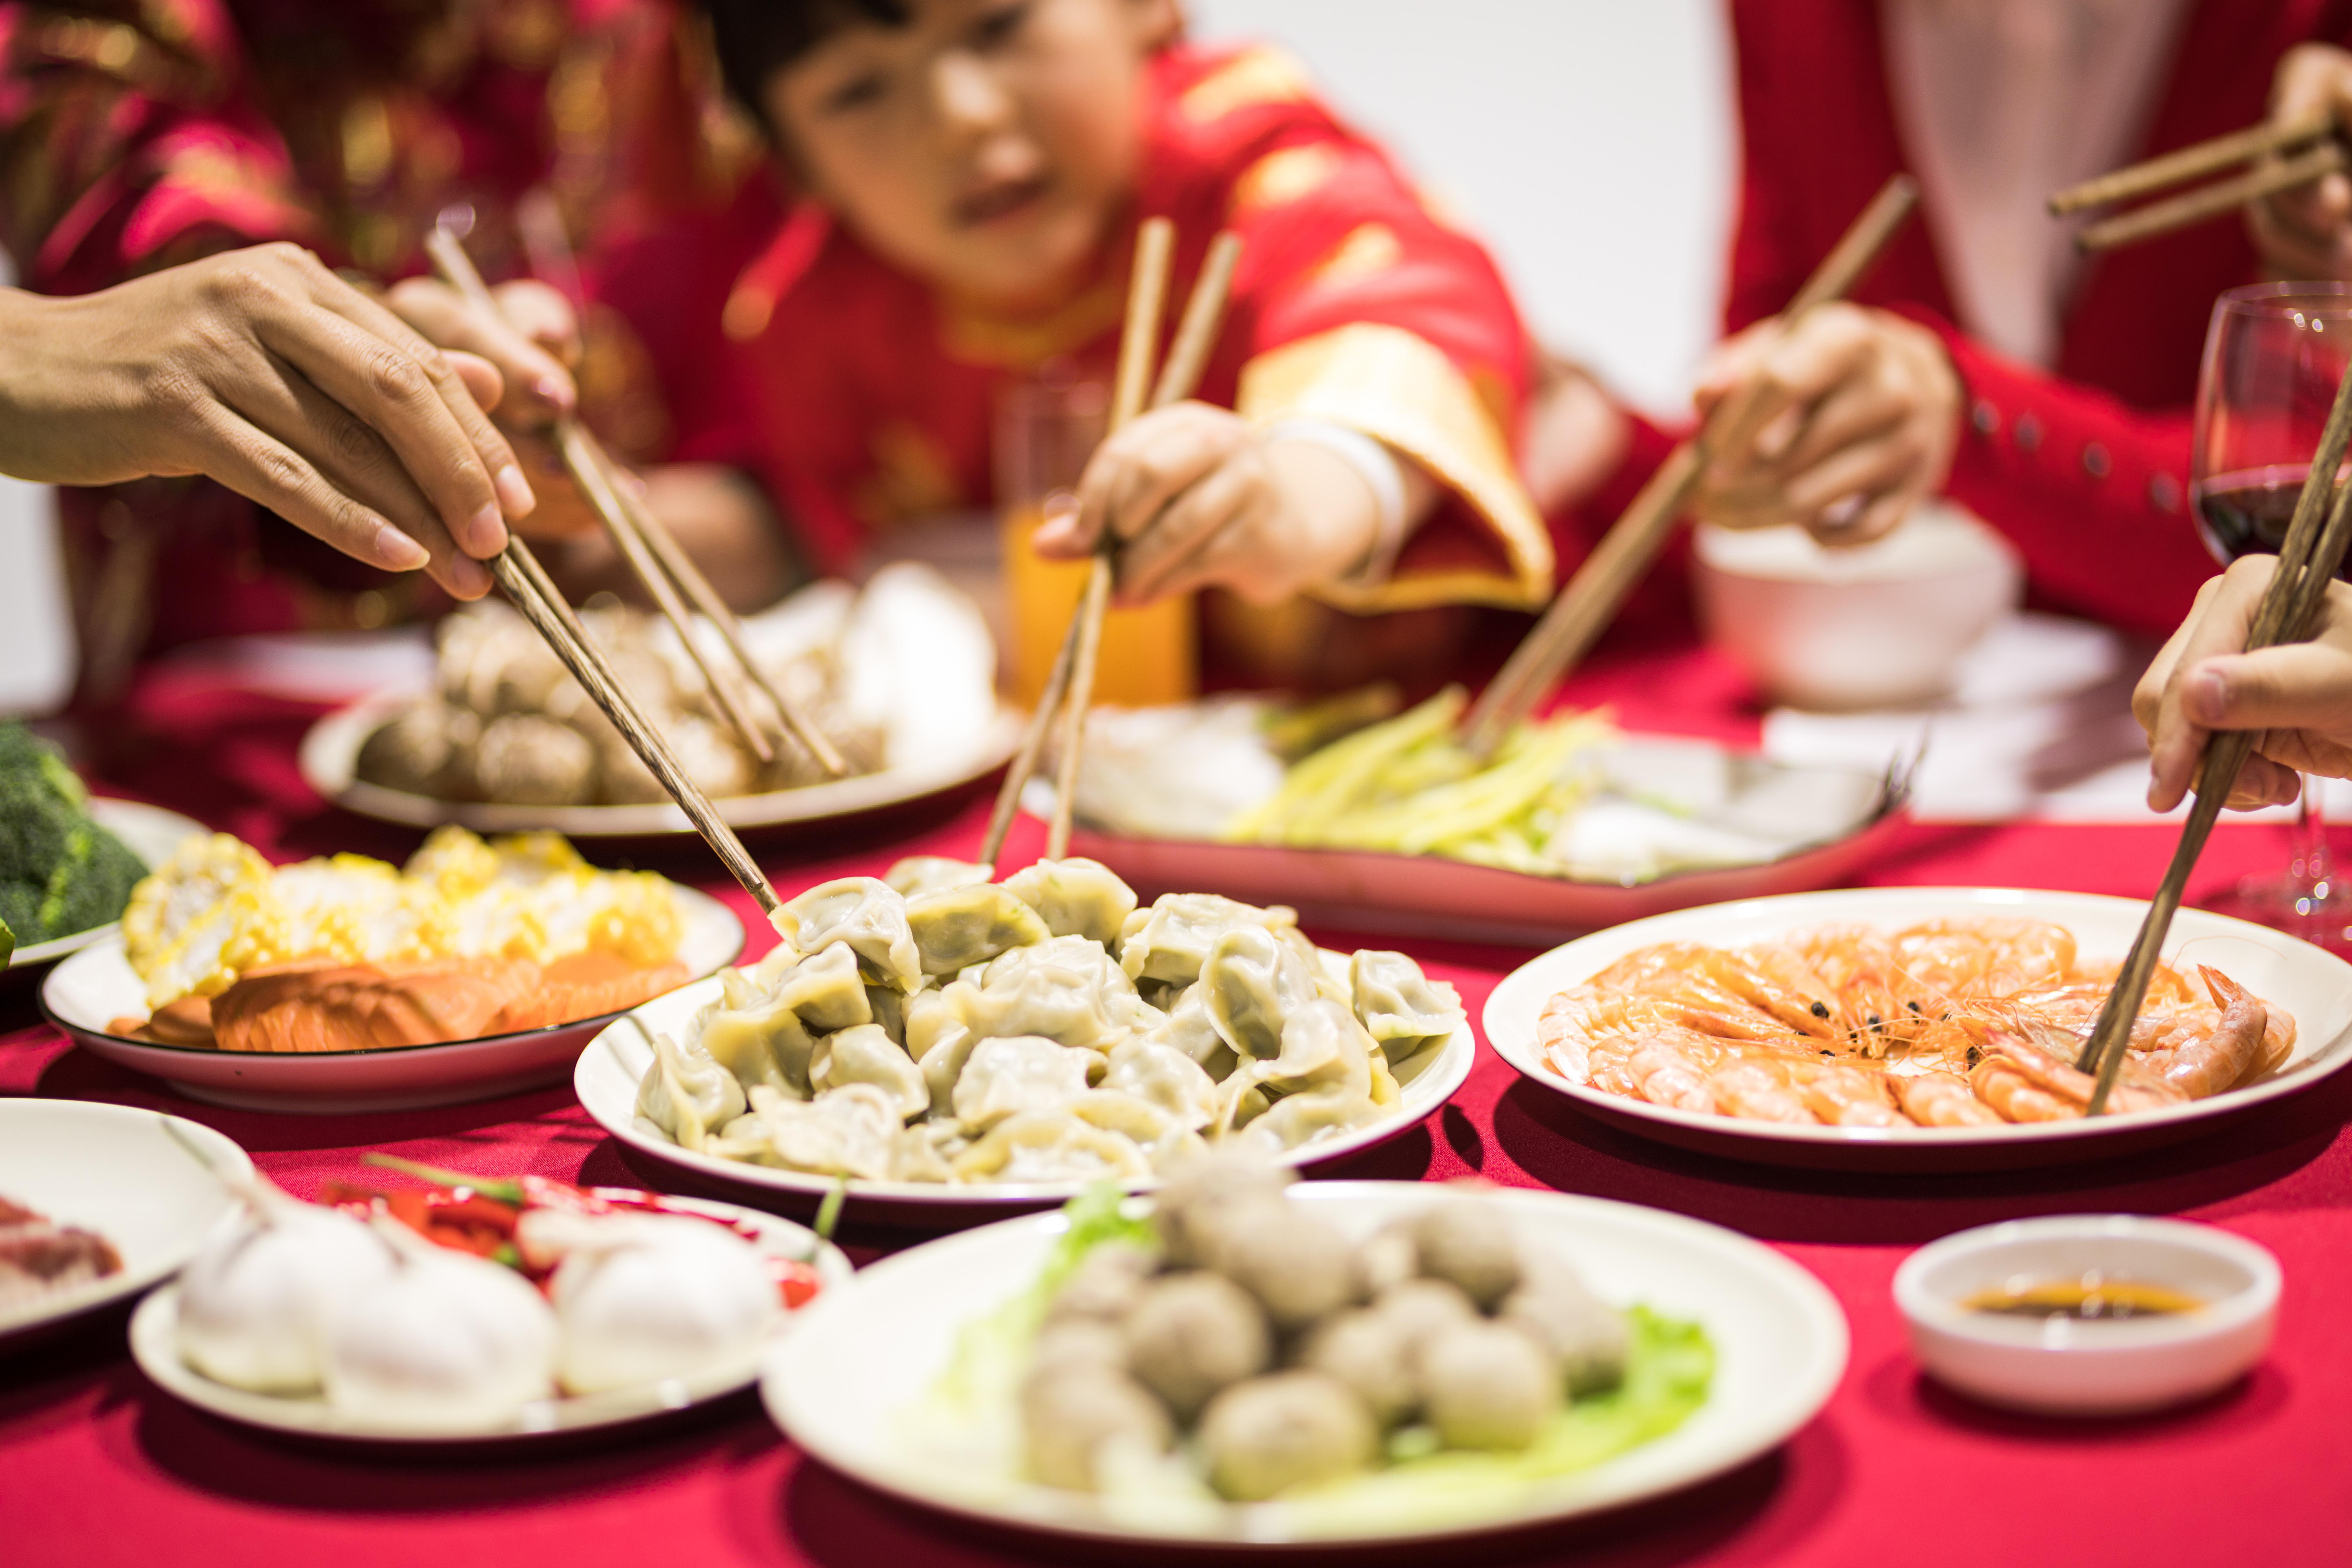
left=1692, top=502, right=2022, bottom=710
left=1892, top=1215, right=2280, bottom=1415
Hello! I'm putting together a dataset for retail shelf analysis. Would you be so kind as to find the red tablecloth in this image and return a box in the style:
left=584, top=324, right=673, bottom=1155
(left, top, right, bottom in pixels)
left=6, top=646, right=2351, bottom=1568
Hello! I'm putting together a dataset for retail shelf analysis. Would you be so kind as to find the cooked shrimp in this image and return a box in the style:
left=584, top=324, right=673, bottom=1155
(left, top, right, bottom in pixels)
left=1893, top=1072, right=2002, bottom=1127
left=2134, top=968, right=2270, bottom=1098
left=1783, top=1058, right=1904, bottom=1127
left=1704, top=1061, right=1819, bottom=1124
left=1896, top=917, right=2076, bottom=999
left=1623, top=1033, right=1723, bottom=1114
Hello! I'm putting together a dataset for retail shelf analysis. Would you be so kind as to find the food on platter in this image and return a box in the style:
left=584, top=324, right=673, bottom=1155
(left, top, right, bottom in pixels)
left=631, top=857, right=1465, bottom=1186
left=0, top=723, right=148, bottom=947
left=913, top=1161, right=1710, bottom=1507
left=1535, top=916, right=2296, bottom=1128
left=355, top=564, right=997, bottom=807
left=0, top=1192, right=123, bottom=1312
left=1070, top=688, right=1889, bottom=884
left=175, top=1161, right=819, bottom=1423
left=108, top=827, right=688, bottom=1051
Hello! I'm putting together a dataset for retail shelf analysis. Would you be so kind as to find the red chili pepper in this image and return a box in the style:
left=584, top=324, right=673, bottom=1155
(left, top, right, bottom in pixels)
left=775, top=1258, right=823, bottom=1310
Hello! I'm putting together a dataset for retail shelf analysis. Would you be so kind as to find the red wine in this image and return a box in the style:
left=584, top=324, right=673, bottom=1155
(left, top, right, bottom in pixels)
left=2196, top=465, right=2352, bottom=577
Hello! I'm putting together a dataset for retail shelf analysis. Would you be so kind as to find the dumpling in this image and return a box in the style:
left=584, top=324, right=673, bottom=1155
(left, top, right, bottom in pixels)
left=905, top=986, right=979, bottom=1118
left=950, top=1111, right=1153, bottom=1183
left=1349, top=950, right=1465, bottom=1063
left=952, top=1034, right=1097, bottom=1132
left=961, top=954, right=1147, bottom=1055
left=866, top=984, right=908, bottom=1047
left=1101, top=1036, right=1219, bottom=1131
left=1116, top=893, right=1297, bottom=986
left=1070, top=1090, right=1208, bottom=1172
left=1145, top=984, right=1239, bottom=1080
left=906, top=881, right=1050, bottom=975
left=1258, top=997, right=1378, bottom=1099
left=984, top=934, right=1136, bottom=1001
left=635, top=1029, right=747, bottom=1152
left=1003, top=858, right=1138, bottom=947
left=772, top=942, right=876, bottom=1032
left=809, top=1022, right=928, bottom=1121
left=781, top=877, right=923, bottom=992
left=696, top=995, right=819, bottom=1100
left=1200, top=926, right=1321, bottom=1060
left=747, top=1083, right=900, bottom=1179
left=884, top=856, right=994, bottom=897
left=888, top=1121, right=964, bottom=1183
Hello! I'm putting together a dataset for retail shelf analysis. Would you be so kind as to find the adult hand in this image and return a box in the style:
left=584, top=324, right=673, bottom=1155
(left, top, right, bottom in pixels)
left=2247, top=43, right=2352, bottom=281
left=0, top=243, right=535, bottom=598
left=1689, top=302, right=1959, bottom=546
left=384, top=276, right=609, bottom=539
left=2133, top=556, right=2352, bottom=812
left=1031, top=402, right=1425, bottom=605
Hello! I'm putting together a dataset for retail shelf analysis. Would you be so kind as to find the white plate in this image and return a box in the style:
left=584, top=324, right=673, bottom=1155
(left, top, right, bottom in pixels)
left=128, top=1195, right=854, bottom=1443
left=1486, top=887, right=2352, bottom=1171
left=301, top=692, right=1022, bottom=838
left=6, top=800, right=208, bottom=974
left=0, top=1099, right=251, bottom=1345
left=573, top=969, right=1477, bottom=1217
left=1044, top=738, right=1910, bottom=945
left=763, top=1182, right=1847, bottom=1547
left=40, top=887, right=744, bottom=1114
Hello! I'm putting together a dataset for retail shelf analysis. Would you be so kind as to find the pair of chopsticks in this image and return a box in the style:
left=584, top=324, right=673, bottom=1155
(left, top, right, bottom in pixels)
left=423, top=229, right=846, bottom=780
left=978, top=220, right=1245, bottom=866
left=2074, top=356, right=2352, bottom=1114
left=421, top=232, right=788, bottom=924
left=1460, top=175, right=1921, bottom=759
left=2050, top=110, right=2345, bottom=252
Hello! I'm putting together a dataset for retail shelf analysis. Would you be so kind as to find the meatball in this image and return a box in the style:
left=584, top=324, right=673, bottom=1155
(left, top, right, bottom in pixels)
left=1410, top=1201, right=1521, bottom=1311
left=1354, top=1220, right=1420, bottom=1297
left=1152, top=1149, right=1291, bottom=1268
left=1021, top=1364, right=1172, bottom=1491
left=1123, top=1272, right=1272, bottom=1420
left=1501, top=1260, right=1630, bottom=1396
left=1198, top=1371, right=1379, bottom=1502
left=1296, top=1307, right=1418, bottom=1427
left=1370, top=1276, right=1479, bottom=1363
left=1212, top=1199, right=1361, bottom=1332
left=354, top=701, right=477, bottom=797
left=1418, top=1320, right=1562, bottom=1451
left=472, top=714, right=597, bottom=805
left=1031, top=1315, right=1130, bottom=1375
left=1047, top=1241, right=1158, bottom=1326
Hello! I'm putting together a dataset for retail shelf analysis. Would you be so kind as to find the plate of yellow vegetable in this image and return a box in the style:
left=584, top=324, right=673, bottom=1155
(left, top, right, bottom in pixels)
left=1031, top=688, right=1908, bottom=944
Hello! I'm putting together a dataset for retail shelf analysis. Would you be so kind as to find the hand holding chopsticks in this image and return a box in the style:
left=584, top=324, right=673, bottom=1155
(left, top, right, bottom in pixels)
left=980, top=222, right=1244, bottom=867
left=2076, top=353, right=2352, bottom=1114
left=421, top=228, right=846, bottom=779
left=1461, top=175, right=1921, bottom=758
left=420, top=231, right=787, bottom=925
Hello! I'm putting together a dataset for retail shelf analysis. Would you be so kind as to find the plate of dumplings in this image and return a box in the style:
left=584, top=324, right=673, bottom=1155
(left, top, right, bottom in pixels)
left=573, top=856, right=1477, bottom=1213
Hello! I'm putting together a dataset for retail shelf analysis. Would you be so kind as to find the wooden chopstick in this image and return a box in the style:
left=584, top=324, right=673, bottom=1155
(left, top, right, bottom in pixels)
left=2075, top=353, right=2352, bottom=1114
left=487, top=539, right=785, bottom=920
left=2049, top=110, right=2333, bottom=215
left=978, top=223, right=1243, bottom=867
left=423, top=229, right=797, bottom=770
left=1460, top=175, right=1920, bottom=759
left=2078, top=140, right=2348, bottom=253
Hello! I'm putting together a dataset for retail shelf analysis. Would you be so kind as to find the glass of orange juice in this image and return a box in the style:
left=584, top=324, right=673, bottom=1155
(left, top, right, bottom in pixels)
left=994, top=368, right=1196, bottom=709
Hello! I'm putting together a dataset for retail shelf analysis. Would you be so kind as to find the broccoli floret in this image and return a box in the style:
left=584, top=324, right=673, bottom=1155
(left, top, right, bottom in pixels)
left=0, top=722, right=145, bottom=940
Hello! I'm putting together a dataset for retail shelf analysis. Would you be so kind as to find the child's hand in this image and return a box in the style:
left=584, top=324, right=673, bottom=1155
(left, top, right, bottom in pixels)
left=2134, top=556, right=2352, bottom=812
left=1031, top=403, right=1402, bottom=605
left=1689, top=303, right=1958, bottom=546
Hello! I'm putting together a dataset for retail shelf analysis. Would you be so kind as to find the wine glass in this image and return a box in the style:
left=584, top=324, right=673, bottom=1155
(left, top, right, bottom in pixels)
left=2190, top=282, right=2352, bottom=936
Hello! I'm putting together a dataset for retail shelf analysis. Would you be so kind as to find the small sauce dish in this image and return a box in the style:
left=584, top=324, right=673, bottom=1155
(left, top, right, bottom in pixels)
left=1892, top=1214, right=2280, bottom=1416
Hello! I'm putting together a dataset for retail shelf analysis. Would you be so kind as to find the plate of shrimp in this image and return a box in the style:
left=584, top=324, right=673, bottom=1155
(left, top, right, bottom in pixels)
left=1485, top=888, right=2352, bottom=1170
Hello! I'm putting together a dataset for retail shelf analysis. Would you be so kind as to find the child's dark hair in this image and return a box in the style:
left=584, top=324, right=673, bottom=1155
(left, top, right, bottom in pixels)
left=699, top=0, right=912, bottom=121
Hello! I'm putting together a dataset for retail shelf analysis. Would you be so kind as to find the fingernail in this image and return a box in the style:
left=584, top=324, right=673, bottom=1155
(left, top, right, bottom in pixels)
left=534, top=374, right=573, bottom=413
left=374, top=524, right=429, bottom=571
left=467, top=502, right=508, bottom=556
left=1042, top=488, right=1079, bottom=526
left=452, top=556, right=490, bottom=598
left=494, top=463, right=535, bottom=517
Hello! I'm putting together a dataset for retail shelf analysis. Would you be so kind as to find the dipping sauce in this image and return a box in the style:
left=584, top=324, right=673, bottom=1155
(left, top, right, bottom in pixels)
left=1963, top=1272, right=2204, bottom=1321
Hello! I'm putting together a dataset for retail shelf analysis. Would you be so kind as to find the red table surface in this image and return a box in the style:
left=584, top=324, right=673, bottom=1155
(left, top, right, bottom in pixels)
left=5, top=645, right=2351, bottom=1568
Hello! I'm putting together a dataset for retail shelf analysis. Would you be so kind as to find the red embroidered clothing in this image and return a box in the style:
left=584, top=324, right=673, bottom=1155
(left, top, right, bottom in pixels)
left=714, top=42, right=1553, bottom=616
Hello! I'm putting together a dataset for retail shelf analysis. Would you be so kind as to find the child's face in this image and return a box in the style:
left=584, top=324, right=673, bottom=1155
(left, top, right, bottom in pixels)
left=768, top=0, right=1177, bottom=310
